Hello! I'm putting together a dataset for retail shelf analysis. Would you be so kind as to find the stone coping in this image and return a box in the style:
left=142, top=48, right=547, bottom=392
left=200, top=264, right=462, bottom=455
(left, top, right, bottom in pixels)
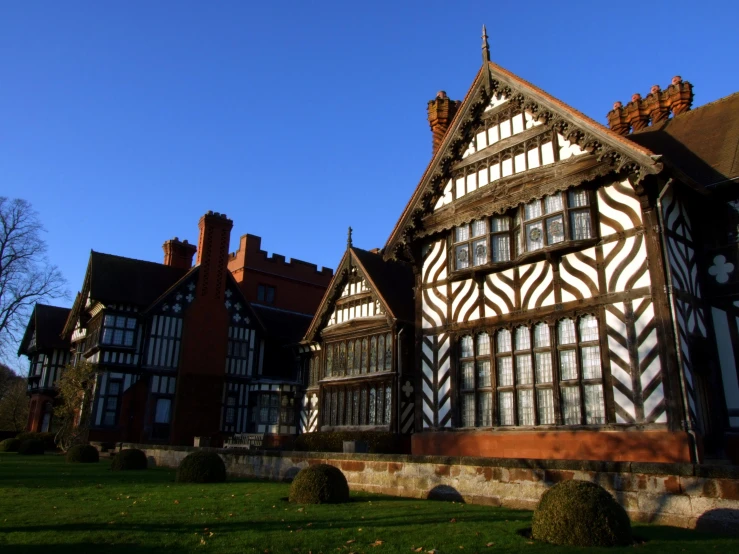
left=120, top=443, right=739, bottom=479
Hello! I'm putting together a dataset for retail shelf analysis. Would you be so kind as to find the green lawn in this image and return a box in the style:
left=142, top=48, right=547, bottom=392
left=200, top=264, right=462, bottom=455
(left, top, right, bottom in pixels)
left=0, top=453, right=736, bottom=553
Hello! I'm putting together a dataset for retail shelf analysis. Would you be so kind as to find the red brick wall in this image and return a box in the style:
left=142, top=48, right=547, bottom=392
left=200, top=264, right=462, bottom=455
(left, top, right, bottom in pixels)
left=411, top=430, right=695, bottom=463
left=228, top=234, right=332, bottom=315
left=171, top=213, right=233, bottom=446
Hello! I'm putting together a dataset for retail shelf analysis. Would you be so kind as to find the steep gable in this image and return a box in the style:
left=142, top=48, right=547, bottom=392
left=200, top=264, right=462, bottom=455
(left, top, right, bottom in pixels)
left=384, top=60, right=663, bottom=260
left=18, top=304, right=71, bottom=355
left=304, top=247, right=414, bottom=342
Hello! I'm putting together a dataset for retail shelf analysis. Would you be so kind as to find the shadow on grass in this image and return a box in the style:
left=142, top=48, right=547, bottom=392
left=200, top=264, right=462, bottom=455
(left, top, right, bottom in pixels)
left=9, top=507, right=531, bottom=536
left=7, top=544, right=164, bottom=554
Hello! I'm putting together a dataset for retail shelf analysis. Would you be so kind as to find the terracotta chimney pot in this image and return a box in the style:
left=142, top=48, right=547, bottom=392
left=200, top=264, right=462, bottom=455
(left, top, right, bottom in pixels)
left=625, top=94, right=650, bottom=132
left=667, top=76, right=694, bottom=116
left=606, top=101, right=630, bottom=136
left=644, top=84, right=671, bottom=126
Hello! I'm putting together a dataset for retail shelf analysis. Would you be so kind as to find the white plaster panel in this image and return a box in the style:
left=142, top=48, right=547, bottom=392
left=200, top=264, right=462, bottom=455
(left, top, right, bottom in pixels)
left=541, top=142, right=554, bottom=165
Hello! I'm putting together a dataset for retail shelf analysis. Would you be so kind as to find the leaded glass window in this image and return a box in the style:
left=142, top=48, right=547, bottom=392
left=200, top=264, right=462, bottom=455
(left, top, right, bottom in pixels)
left=454, top=220, right=488, bottom=270
left=101, top=314, right=136, bottom=347
left=458, top=333, right=493, bottom=427
left=455, top=315, right=607, bottom=429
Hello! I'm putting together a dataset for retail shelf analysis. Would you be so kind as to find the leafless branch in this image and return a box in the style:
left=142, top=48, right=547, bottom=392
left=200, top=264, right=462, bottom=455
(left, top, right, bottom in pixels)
left=0, top=197, right=68, bottom=360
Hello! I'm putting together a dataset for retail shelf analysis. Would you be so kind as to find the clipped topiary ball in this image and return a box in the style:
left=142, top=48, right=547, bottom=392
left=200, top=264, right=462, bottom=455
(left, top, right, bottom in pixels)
left=66, top=444, right=100, bottom=463
left=0, top=438, right=22, bottom=452
left=532, top=480, right=632, bottom=547
left=111, top=449, right=148, bottom=471
left=18, top=439, right=45, bottom=456
left=289, top=463, right=349, bottom=504
left=176, top=451, right=226, bottom=483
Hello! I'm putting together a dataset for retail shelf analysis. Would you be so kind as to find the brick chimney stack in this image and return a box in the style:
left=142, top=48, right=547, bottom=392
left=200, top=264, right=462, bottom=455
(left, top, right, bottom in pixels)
left=427, top=91, right=461, bottom=156
left=171, top=210, right=234, bottom=446
left=195, top=211, right=234, bottom=300
left=606, top=76, right=694, bottom=135
left=162, top=237, right=197, bottom=270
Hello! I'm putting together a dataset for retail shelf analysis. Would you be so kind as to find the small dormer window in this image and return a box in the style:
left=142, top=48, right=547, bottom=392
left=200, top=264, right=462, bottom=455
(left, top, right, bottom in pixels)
left=101, top=315, right=136, bottom=347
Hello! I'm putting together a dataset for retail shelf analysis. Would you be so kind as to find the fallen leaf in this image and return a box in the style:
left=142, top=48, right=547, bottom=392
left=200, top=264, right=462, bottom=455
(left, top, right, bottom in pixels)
left=412, top=548, right=423, bottom=552
left=200, top=539, right=206, bottom=545
left=346, top=540, right=356, bottom=544
left=450, top=518, right=457, bottom=523
left=174, top=500, right=180, bottom=504
left=297, top=508, right=304, bottom=512
left=370, top=540, right=384, bottom=547
left=486, top=543, right=494, bottom=547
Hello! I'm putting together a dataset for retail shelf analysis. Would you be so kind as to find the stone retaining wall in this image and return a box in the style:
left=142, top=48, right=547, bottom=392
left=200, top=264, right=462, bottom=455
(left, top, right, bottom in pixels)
left=123, top=443, right=739, bottom=532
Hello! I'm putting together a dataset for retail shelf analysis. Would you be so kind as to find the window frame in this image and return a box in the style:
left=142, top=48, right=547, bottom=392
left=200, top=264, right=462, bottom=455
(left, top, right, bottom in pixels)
left=257, top=284, right=276, bottom=305
left=100, top=377, right=123, bottom=427
left=100, top=314, right=137, bottom=348
left=455, top=314, right=607, bottom=429
left=323, top=332, right=393, bottom=379
left=321, top=380, right=393, bottom=429
left=450, top=187, right=597, bottom=274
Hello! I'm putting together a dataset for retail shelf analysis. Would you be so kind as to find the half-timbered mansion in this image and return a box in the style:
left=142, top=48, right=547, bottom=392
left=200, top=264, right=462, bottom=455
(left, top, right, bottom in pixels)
left=299, top=31, right=739, bottom=463
left=19, top=212, right=333, bottom=446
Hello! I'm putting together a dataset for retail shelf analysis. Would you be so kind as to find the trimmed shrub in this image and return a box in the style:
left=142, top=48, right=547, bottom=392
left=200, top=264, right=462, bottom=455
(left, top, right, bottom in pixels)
left=17, top=439, right=45, bottom=456
left=532, top=480, right=632, bottom=547
left=16, top=432, right=56, bottom=451
left=0, top=438, right=21, bottom=452
left=289, top=464, right=349, bottom=504
left=293, top=431, right=408, bottom=454
left=66, top=444, right=100, bottom=463
left=176, top=451, right=226, bottom=483
left=111, top=449, right=148, bottom=471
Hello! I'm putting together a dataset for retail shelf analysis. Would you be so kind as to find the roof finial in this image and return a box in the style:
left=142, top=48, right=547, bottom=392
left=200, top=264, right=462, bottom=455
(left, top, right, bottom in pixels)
left=347, top=226, right=353, bottom=249
left=481, top=24, right=490, bottom=63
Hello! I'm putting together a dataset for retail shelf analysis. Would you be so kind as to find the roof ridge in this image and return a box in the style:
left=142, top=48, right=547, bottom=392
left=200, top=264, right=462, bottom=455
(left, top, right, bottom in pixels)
left=92, top=250, right=177, bottom=269
left=486, top=61, right=656, bottom=158
left=673, top=90, right=739, bottom=120
left=251, top=304, right=313, bottom=317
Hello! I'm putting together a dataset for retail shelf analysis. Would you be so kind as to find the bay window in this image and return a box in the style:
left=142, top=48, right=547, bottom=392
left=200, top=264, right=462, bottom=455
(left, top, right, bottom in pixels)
left=457, top=315, right=606, bottom=428
left=322, top=381, right=393, bottom=427
left=324, top=332, right=392, bottom=378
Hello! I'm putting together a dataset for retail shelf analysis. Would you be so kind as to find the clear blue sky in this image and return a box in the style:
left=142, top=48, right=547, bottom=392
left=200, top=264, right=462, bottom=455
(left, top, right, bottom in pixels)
left=3, top=1, right=738, bottom=310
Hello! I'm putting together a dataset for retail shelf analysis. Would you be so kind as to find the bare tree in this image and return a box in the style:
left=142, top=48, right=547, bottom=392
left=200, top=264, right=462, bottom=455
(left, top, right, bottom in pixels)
left=0, top=376, right=29, bottom=432
left=0, top=197, right=67, bottom=360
